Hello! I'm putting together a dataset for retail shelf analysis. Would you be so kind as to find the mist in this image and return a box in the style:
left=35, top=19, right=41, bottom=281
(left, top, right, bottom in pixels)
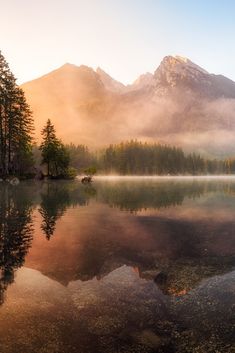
left=21, top=64, right=235, bottom=158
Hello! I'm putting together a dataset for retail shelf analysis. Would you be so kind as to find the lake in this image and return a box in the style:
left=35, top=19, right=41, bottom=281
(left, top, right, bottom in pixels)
left=0, top=177, right=234, bottom=353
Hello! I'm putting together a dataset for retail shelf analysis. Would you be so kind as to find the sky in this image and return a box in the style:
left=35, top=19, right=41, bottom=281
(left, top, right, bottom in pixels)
left=0, top=0, right=235, bottom=84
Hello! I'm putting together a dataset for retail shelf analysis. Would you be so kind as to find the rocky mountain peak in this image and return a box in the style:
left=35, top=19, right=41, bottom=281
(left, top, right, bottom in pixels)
left=154, top=55, right=209, bottom=88
left=21, top=55, right=235, bottom=154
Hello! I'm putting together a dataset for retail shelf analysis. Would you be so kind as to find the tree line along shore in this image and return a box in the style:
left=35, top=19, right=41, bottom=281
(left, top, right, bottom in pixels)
left=0, top=50, right=235, bottom=180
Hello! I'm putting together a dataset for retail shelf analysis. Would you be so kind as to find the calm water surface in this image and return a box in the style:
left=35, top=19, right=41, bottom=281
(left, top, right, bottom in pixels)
left=0, top=177, right=234, bottom=353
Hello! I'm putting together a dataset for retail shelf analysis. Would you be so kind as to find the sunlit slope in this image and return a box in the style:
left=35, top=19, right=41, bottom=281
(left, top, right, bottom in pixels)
left=22, top=56, right=235, bottom=156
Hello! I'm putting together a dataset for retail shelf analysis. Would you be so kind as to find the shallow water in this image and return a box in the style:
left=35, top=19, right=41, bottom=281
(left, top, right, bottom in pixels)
left=0, top=177, right=234, bottom=353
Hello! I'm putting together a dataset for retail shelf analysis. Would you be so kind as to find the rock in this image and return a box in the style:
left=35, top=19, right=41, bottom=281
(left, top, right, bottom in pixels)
left=140, top=270, right=162, bottom=281
left=9, top=177, right=20, bottom=186
left=81, top=176, right=92, bottom=184
left=154, top=271, right=167, bottom=285
left=134, top=330, right=162, bottom=348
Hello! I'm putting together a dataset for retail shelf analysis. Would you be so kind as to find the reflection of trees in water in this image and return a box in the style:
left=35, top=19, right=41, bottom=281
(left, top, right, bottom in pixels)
left=0, top=179, right=234, bottom=308
left=39, top=184, right=71, bottom=240
left=38, top=180, right=235, bottom=239
left=39, top=182, right=92, bottom=239
left=0, top=184, right=34, bottom=304
left=96, top=181, right=210, bottom=212
left=96, top=180, right=235, bottom=212
left=38, top=180, right=233, bottom=288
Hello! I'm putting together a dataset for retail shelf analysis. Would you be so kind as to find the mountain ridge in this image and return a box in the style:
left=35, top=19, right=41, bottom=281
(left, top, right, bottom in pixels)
left=21, top=55, right=235, bottom=156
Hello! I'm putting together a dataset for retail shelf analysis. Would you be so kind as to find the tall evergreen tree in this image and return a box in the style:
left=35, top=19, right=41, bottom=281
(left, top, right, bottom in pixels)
left=40, top=119, right=70, bottom=177
left=0, top=51, right=34, bottom=177
left=40, top=119, right=59, bottom=176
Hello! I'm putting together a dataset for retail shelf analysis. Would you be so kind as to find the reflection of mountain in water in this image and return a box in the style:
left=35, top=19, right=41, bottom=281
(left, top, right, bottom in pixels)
left=28, top=180, right=235, bottom=295
left=0, top=179, right=235, bottom=305
left=0, top=179, right=234, bottom=353
left=0, top=184, right=34, bottom=304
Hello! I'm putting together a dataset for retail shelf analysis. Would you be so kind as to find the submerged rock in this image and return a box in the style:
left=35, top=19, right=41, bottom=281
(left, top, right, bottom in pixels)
left=135, top=330, right=162, bottom=348
left=9, top=177, right=20, bottom=186
left=140, top=270, right=162, bottom=281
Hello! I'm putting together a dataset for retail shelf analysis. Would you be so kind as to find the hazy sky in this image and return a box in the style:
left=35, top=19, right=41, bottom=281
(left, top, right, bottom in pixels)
left=1, top=0, right=235, bottom=84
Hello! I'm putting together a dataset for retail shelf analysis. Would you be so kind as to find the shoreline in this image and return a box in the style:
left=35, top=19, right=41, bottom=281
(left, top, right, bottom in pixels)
left=92, top=175, right=235, bottom=180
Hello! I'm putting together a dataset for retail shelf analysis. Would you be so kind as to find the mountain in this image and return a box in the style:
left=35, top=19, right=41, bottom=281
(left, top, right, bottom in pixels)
left=129, top=72, right=155, bottom=91
left=154, top=56, right=235, bottom=98
left=96, top=67, right=126, bottom=93
left=22, top=63, right=117, bottom=146
left=21, top=56, right=235, bottom=156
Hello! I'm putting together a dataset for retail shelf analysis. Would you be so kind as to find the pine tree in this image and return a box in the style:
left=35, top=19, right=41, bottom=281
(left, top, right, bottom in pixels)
left=40, top=119, right=70, bottom=177
left=0, top=51, right=34, bottom=177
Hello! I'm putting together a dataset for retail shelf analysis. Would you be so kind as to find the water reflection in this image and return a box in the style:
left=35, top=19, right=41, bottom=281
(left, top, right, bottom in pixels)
left=38, top=182, right=92, bottom=239
left=39, top=184, right=72, bottom=239
left=0, top=179, right=235, bottom=293
left=97, top=180, right=206, bottom=212
left=0, top=178, right=234, bottom=353
left=0, top=184, right=34, bottom=304
left=96, top=179, right=235, bottom=212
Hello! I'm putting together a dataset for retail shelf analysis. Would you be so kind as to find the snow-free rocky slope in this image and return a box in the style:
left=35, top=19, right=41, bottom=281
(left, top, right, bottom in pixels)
left=21, top=55, right=235, bottom=156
